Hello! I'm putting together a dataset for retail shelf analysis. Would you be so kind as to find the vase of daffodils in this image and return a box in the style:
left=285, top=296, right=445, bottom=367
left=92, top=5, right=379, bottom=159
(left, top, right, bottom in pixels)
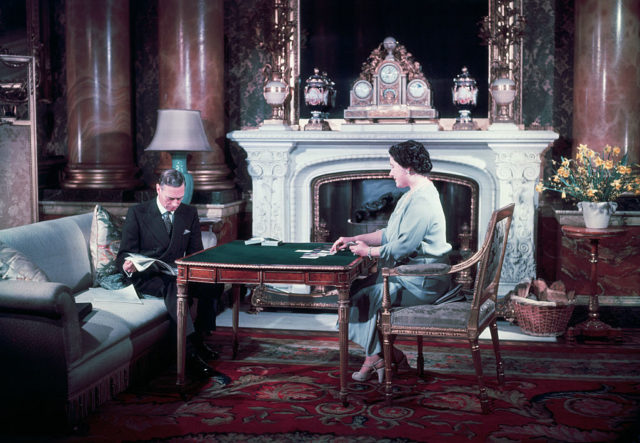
left=536, top=144, right=640, bottom=229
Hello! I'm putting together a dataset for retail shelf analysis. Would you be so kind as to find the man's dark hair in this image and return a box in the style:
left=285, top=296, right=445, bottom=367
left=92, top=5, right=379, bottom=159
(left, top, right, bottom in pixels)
left=159, top=169, right=185, bottom=187
left=388, top=139, right=433, bottom=175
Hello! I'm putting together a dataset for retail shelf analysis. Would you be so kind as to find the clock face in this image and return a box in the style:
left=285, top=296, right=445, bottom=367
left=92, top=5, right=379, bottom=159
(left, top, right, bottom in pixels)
left=353, top=80, right=372, bottom=99
left=407, top=80, right=426, bottom=99
left=379, top=64, right=399, bottom=84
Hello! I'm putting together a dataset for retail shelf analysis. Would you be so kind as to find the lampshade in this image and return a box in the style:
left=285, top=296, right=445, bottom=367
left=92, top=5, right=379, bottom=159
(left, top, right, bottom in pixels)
left=145, top=109, right=212, bottom=152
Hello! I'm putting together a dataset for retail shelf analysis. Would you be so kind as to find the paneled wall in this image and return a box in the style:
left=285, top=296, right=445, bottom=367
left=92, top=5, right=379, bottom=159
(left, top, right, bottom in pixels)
left=0, top=126, right=36, bottom=228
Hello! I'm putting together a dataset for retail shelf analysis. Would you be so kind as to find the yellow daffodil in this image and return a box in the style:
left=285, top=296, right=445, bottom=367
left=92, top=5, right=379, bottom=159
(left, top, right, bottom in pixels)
left=540, top=144, right=639, bottom=202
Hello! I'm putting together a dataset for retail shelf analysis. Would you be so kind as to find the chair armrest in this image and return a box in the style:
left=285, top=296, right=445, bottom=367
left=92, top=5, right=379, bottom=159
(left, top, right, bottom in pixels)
left=383, top=263, right=451, bottom=277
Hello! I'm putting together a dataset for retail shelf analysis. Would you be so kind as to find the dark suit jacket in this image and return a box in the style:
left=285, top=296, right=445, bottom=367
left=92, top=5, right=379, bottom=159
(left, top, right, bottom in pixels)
left=116, top=199, right=203, bottom=277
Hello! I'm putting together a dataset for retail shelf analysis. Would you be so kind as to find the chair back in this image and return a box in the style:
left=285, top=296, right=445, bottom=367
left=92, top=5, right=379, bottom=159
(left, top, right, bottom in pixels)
left=462, top=203, right=514, bottom=331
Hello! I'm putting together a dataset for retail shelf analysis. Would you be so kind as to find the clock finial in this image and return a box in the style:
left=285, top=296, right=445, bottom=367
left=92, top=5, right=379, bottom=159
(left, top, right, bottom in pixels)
left=383, top=37, right=397, bottom=60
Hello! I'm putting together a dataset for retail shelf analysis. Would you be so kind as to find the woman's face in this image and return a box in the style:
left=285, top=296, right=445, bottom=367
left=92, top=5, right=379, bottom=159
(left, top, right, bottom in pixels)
left=389, top=156, right=410, bottom=188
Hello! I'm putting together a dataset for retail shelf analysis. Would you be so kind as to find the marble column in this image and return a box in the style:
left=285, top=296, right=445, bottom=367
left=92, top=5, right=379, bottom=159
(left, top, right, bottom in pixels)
left=157, top=0, right=234, bottom=191
left=63, top=0, right=138, bottom=189
left=573, top=0, right=640, bottom=162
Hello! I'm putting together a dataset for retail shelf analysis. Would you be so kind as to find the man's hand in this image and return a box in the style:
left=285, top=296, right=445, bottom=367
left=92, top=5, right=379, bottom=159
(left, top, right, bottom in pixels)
left=123, top=259, right=136, bottom=274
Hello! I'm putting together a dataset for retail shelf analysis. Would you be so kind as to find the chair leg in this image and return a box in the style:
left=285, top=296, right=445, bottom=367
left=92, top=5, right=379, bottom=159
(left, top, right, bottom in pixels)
left=489, top=319, right=505, bottom=384
left=469, top=338, right=490, bottom=414
left=382, top=333, right=394, bottom=404
left=416, top=335, right=424, bottom=377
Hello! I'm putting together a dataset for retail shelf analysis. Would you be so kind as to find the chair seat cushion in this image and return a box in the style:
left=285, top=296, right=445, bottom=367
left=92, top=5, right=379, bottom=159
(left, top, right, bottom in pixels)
left=389, top=299, right=495, bottom=329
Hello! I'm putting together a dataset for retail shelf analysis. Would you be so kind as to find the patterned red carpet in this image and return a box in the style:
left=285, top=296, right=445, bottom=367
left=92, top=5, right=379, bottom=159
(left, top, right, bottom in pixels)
left=46, top=331, right=640, bottom=441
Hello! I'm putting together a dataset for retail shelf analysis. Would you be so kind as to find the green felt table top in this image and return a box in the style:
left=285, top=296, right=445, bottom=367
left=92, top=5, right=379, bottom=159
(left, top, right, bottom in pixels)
left=178, top=240, right=360, bottom=268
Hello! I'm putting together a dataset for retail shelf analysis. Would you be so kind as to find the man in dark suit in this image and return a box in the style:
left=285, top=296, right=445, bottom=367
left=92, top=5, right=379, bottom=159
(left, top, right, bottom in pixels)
left=116, top=169, right=229, bottom=384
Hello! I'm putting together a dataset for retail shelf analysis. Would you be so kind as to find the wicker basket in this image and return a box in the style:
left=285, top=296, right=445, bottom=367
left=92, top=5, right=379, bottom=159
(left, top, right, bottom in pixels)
left=511, top=295, right=575, bottom=337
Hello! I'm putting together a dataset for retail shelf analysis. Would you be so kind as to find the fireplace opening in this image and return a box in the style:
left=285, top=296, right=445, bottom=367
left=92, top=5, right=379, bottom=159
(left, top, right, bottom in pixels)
left=312, top=171, right=479, bottom=267
left=248, top=170, right=480, bottom=312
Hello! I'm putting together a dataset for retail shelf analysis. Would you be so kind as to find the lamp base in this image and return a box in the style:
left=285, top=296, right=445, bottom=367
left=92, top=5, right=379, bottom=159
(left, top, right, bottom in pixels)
left=170, top=153, right=194, bottom=204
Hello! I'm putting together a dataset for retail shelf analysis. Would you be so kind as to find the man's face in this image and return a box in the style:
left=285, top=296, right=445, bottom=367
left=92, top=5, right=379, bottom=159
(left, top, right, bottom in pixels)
left=156, top=183, right=185, bottom=212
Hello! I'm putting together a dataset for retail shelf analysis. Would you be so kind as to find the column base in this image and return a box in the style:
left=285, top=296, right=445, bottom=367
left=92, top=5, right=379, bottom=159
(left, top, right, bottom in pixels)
left=62, top=166, right=141, bottom=189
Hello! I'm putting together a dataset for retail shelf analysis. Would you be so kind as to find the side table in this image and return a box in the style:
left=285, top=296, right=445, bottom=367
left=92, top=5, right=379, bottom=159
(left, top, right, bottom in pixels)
left=560, top=225, right=626, bottom=342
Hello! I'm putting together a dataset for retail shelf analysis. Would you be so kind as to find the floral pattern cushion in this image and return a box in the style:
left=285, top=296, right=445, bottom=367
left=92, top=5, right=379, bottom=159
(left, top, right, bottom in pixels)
left=0, top=240, right=49, bottom=281
left=90, top=205, right=128, bottom=289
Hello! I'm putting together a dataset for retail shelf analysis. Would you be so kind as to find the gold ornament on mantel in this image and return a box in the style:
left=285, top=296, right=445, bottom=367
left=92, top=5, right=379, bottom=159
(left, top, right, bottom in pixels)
left=343, top=36, right=437, bottom=125
left=479, top=0, right=525, bottom=125
left=262, top=63, right=290, bottom=124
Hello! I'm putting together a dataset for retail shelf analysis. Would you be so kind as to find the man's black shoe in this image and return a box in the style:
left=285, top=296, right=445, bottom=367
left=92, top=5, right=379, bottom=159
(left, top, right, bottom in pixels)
left=186, top=353, right=231, bottom=385
left=194, top=340, right=220, bottom=361
left=186, top=353, right=215, bottom=379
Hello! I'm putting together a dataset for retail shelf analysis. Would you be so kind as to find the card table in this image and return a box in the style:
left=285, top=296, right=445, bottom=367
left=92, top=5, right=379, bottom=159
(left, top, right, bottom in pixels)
left=175, top=241, right=373, bottom=404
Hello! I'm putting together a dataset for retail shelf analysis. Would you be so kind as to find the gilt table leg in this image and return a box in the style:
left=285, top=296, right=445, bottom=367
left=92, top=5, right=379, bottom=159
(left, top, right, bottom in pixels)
left=338, top=287, right=350, bottom=406
left=176, top=281, right=188, bottom=392
left=232, top=284, right=240, bottom=359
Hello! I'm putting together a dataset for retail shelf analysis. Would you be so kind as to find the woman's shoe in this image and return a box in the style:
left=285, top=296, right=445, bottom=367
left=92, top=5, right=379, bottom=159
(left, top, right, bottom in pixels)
left=351, top=358, right=385, bottom=383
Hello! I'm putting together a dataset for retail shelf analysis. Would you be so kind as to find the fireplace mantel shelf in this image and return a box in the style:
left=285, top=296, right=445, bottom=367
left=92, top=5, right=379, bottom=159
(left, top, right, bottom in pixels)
left=228, top=127, right=559, bottom=294
left=229, top=127, right=558, bottom=145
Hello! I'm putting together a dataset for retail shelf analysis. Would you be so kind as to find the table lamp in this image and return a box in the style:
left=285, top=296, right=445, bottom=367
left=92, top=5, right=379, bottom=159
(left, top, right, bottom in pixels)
left=145, top=109, right=212, bottom=204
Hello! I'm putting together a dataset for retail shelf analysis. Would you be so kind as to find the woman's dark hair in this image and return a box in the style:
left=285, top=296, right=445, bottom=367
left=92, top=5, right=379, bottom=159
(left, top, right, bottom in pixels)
left=388, top=140, right=433, bottom=175
left=159, top=169, right=185, bottom=187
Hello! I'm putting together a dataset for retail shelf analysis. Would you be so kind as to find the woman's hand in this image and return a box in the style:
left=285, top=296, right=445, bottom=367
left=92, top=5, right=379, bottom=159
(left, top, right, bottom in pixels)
left=349, top=240, right=369, bottom=257
left=330, top=236, right=356, bottom=253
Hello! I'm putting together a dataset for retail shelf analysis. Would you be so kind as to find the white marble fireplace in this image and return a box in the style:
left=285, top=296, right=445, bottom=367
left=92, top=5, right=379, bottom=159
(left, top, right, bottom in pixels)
left=228, top=126, right=558, bottom=294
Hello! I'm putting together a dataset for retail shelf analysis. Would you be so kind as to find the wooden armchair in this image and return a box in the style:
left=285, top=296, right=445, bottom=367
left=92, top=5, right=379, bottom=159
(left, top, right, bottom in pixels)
left=377, top=203, right=515, bottom=413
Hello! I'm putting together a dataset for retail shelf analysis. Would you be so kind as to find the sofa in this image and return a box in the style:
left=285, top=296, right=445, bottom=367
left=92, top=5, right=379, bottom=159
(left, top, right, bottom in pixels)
left=0, top=210, right=214, bottom=427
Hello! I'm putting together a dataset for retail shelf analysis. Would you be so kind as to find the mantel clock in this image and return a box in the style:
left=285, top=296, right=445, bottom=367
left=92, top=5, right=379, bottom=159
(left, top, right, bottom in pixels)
left=344, top=37, right=437, bottom=124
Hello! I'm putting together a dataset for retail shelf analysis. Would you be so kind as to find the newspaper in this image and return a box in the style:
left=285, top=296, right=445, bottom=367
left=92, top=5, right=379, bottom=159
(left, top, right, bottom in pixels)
left=126, top=253, right=177, bottom=276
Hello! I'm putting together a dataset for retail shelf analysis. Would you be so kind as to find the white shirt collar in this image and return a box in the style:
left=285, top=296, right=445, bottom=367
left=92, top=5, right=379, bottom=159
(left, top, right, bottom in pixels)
left=156, top=197, right=172, bottom=216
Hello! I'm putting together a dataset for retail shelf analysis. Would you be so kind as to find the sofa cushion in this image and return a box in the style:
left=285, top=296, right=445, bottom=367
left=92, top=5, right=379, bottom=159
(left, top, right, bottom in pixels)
left=70, top=291, right=170, bottom=395
left=90, top=205, right=128, bottom=290
left=0, top=240, right=49, bottom=281
left=0, top=214, right=93, bottom=292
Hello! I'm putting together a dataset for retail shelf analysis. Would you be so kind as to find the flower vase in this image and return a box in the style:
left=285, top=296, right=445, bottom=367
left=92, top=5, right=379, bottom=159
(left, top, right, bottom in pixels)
left=577, top=202, right=617, bottom=229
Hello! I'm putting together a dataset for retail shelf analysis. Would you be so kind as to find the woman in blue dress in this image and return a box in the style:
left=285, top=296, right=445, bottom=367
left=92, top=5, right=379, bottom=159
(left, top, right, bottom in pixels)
left=331, top=140, right=452, bottom=383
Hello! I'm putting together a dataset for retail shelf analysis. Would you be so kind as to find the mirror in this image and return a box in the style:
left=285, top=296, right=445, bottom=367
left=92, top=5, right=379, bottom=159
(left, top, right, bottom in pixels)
left=299, top=0, right=489, bottom=120
left=282, top=0, right=522, bottom=126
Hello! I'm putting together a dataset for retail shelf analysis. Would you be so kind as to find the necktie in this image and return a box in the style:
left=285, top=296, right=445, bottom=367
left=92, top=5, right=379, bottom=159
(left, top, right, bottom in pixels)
left=162, top=211, right=172, bottom=235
